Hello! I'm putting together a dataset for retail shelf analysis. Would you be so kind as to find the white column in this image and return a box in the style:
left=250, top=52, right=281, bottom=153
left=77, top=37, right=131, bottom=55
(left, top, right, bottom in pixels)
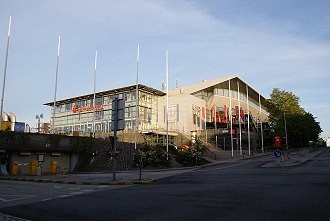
left=238, top=81, right=242, bottom=156
left=52, top=35, right=61, bottom=134
left=247, top=85, right=251, bottom=155
left=259, top=92, right=264, bottom=152
left=229, top=78, right=233, bottom=157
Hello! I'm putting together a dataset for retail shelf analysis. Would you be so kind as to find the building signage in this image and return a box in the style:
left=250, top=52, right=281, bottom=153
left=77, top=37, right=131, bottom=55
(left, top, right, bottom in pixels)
left=168, top=105, right=179, bottom=122
left=72, top=104, right=104, bottom=113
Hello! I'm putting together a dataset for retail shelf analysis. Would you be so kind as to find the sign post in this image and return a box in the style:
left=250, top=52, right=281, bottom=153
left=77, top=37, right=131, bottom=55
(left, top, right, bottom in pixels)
left=111, top=97, right=125, bottom=181
left=274, top=136, right=282, bottom=158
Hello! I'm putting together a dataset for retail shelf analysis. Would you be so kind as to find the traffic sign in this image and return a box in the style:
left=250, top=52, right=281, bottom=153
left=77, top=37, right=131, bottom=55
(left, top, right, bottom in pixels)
left=111, top=98, right=125, bottom=131
left=273, top=149, right=282, bottom=158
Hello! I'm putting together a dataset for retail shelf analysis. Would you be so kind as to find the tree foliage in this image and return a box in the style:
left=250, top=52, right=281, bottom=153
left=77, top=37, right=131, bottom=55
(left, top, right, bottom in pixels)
left=266, top=88, right=322, bottom=147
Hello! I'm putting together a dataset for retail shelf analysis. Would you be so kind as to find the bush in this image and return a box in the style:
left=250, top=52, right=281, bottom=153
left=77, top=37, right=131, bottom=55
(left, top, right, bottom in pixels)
left=133, top=144, right=171, bottom=168
left=175, top=138, right=209, bottom=167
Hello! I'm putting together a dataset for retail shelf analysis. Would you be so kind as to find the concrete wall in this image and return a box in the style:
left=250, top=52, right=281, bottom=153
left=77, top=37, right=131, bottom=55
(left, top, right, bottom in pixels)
left=10, top=152, right=71, bottom=175
left=158, top=93, right=206, bottom=134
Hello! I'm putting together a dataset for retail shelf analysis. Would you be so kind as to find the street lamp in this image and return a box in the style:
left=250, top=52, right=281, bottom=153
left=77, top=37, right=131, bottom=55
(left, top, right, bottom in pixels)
left=36, top=114, right=43, bottom=133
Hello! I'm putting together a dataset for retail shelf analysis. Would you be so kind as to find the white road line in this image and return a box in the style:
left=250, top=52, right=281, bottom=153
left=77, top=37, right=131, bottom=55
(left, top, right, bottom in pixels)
left=69, top=192, right=84, bottom=195
left=58, top=195, right=72, bottom=198
left=0, top=195, right=36, bottom=202
left=81, top=189, right=93, bottom=192
left=97, top=185, right=111, bottom=188
left=69, top=187, right=81, bottom=190
left=196, top=161, right=252, bottom=173
left=40, top=198, right=54, bottom=202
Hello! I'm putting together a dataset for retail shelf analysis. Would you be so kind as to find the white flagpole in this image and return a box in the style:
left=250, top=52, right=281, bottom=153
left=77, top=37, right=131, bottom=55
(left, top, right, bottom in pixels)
left=238, top=81, right=242, bottom=156
left=166, top=50, right=169, bottom=160
left=214, top=106, right=217, bottom=130
left=93, top=50, right=97, bottom=138
left=0, top=16, right=12, bottom=131
left=135, top=44, right=140, bottom=149
left=229, top=78, right=233, bottom=157
left=259, top=92, right=264, bottom=153
left=52, top=35, right=61, bottom=134
left=247, top=84, right=251, bottom=155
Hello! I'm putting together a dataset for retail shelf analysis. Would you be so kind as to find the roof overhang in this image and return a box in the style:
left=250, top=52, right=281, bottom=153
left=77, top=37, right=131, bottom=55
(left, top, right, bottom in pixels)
left=44, top=84, right=166, bottom=106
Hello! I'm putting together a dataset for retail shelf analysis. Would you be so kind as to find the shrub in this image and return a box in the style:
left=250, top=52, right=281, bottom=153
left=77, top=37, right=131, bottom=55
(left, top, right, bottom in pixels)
left=175, top=138, right=209, bottom=166
left=133, top=144, right=171, bottom=168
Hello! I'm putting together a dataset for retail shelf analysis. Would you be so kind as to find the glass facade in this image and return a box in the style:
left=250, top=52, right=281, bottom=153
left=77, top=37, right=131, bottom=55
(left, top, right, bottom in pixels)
left=50, top=87, right=162, bottom=135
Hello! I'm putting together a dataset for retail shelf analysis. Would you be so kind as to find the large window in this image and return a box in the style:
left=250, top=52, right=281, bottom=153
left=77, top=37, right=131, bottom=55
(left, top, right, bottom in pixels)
left=95, top=97, right=103, bottom=105
left=95, top=110, right=104, bottom=120
left=65, top=103, right=72, bottom=111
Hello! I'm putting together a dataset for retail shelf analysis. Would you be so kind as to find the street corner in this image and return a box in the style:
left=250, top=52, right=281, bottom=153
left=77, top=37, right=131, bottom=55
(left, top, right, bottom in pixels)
left=132, top=178, right=154, bottom=184
left=0, top=175, right=154, bottom=186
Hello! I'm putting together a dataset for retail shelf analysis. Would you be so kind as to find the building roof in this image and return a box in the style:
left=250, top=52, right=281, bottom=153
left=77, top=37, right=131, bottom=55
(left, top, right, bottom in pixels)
left=44, top=84, right=166, bottom=106
left=168, top=75, right=267, bottom=105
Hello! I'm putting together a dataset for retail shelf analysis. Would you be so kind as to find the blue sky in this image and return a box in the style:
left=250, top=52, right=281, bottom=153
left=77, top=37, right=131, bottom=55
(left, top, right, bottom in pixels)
left=1, top=0, right=330, bottom=138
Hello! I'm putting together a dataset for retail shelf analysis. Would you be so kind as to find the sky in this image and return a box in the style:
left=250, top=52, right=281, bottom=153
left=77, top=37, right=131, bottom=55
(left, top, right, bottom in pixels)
left=1, top=0, right=330, bottom=138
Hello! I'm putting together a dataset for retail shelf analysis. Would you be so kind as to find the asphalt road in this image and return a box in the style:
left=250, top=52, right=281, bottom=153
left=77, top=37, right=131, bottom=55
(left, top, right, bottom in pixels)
left=1, top=149, right=330, bottom=221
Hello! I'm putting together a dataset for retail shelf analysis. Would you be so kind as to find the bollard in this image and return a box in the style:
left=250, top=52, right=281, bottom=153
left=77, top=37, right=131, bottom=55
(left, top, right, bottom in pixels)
left=50, top=161, right=58, bottom=174
left=11, top=161, right=19, bottom=176
left=29, top=160, right=38, bottom=176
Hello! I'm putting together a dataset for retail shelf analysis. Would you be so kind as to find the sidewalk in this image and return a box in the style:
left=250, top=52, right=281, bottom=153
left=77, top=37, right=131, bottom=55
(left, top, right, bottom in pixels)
left=0, top=149, right=322, bottom=185
left=262, top=148, right=324, bottom=168
left=0, top=167, right=200, bottom=185
left=0, top=153, right=254, bottom=185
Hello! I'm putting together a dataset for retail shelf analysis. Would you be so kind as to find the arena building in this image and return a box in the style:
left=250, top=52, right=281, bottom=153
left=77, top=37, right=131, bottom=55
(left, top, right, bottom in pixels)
left=44, top=75, right=269, bottom=149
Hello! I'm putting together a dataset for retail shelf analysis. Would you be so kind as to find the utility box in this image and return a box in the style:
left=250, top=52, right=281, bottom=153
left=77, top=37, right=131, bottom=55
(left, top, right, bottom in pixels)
left=275, top=136, right=282, bottom=148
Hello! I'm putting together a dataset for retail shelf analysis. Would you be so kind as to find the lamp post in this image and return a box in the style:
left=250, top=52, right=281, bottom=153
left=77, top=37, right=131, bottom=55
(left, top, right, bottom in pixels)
left=36, top=114, right=43, bottom=133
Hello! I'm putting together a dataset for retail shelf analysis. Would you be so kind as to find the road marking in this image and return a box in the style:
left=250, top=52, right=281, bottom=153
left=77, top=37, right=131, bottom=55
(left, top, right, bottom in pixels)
left=97, top=185, right=111, bottom=188
left=69, top=187, right=81, bottom=190
left=0, top=195, right=36, bottom=202
left=40, top=198, right=54, bottom=202
left=58, top=195, right=72, bottom=198
left=196, top=161, right=252, bottom=173
left=81, top=189, right=93, bottom=192
left=213, top=161, right=252, bottom=170
left=69, top=192, right=85, bottom=195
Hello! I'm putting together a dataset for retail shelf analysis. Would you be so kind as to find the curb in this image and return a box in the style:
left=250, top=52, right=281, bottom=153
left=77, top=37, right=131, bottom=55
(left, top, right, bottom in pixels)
left=0, top=176, right=154, bottom=185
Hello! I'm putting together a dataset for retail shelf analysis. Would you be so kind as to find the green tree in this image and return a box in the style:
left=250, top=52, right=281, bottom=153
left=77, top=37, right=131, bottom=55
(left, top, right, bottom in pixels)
left=266, top=88, right=322, bottom=147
